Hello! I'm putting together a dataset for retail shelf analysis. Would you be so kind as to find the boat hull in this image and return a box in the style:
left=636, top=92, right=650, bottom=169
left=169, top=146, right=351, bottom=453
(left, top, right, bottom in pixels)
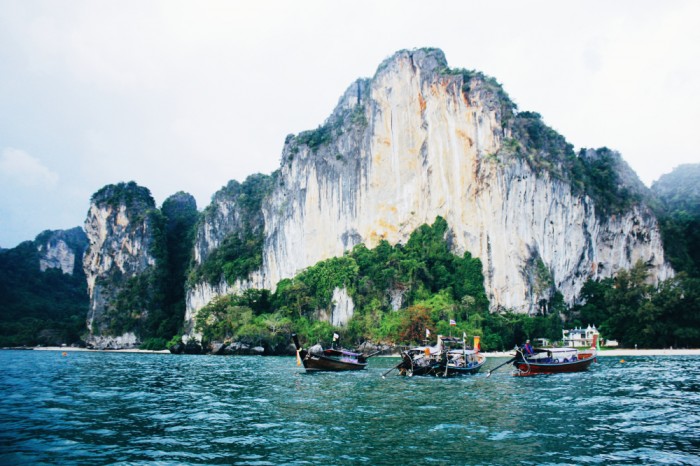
left=446, top=363, right=485, bottom=376
left=398, top=352, right=486, bottom=377
left=302, top=353, right=367, bottom=372
left=292, top=333, right=368, bottom=372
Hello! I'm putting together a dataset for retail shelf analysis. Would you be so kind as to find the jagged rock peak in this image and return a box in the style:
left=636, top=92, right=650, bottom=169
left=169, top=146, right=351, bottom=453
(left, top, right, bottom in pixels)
left=90, top=181, right=155, bottom=211
left=580, top=148, right=647, bottom=193
left=375, top=47, right=448, bottom=77
left=652, top=163, right=700, bottom=215
left=192, top=174, right=274, bottom=267
left=35, top=227, right=88, bottom=275
left=162, top=191, right=197, bottom=210
left=376, top=47, right=515, bottom=109
left=161, top=192, right=198, bottom=234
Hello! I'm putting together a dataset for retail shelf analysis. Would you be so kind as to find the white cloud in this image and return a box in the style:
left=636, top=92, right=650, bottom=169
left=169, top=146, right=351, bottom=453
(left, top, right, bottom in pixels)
left=0, top=147, right=59, bottom=188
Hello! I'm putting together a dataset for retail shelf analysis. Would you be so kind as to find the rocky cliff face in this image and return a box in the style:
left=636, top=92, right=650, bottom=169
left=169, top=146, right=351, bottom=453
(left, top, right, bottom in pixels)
left=35, top=227, right=88, bottom=275
left=186, top=48, right=672, bottom=329
left=185, top=175, right=272, bottom=337
left=83, top=182, right=162, bottom=348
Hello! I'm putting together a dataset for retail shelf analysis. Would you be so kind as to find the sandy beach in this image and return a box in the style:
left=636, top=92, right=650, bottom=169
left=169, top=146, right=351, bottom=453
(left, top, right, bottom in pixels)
left=29, top=346, right=170, bottom=354
left=481, top=348, right=700, bottom=357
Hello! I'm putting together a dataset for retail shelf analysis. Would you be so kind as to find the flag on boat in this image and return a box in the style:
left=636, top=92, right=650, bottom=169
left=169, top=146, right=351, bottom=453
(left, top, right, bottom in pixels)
left=449, top=319, right=456, bottom=326
left=333, top=333, right=339, bottom=341
left=473, top=336, right=481, bottom=352
left=426, top=328, right=431, bottom=337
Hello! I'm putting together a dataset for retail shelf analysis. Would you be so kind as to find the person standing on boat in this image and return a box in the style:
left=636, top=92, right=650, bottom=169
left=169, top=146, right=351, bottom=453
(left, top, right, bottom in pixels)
left=523, top=340, right=534, bottom=355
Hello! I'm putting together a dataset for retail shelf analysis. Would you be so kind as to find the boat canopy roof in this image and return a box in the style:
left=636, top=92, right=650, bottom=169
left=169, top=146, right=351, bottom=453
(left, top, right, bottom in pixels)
left=406, top=345, right=440, bottom=354
left=447, top=348, right=477, bottom=355
left=440, top=336, right=467, bottom=343
left=324, top=348, right=362, bottom=357
left=537, top=347, right=578, bottom=354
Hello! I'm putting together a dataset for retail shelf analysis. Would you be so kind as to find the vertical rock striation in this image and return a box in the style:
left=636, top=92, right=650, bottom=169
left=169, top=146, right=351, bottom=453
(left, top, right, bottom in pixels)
left=185, top=175, right=272, bottom=337
left=83, top=182, right=162, bottom=348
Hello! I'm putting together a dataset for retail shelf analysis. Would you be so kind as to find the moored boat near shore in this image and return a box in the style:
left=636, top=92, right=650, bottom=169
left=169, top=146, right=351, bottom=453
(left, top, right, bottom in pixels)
left=292, top=333, right=368, bottom=372
left=395, top=335, right=485, bottom=377
left=510, top=335, right=598, bottom=376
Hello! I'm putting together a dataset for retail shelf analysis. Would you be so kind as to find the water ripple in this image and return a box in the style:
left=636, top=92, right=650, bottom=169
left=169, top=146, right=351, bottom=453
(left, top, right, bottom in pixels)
left=1, top=351, right=699, bottom=465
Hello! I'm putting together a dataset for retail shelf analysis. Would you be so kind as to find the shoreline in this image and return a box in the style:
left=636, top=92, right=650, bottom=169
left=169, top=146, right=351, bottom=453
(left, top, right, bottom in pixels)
left=481, top=348, right=700, bottom=357
left=19, top=346, right=170, bottom=354
left=5, top=346, right=700, bottom=357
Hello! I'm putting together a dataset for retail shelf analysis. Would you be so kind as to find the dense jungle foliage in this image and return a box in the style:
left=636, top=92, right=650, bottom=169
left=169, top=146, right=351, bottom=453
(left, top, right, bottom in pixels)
left=569, top=263, right=700, bottom=349
left=110, top=190, right=199, bottom=350
left=0, top=234, right=88, bottom=347
left=193, top=217, right=564, bottom=351
left=158, top=192, right=199, bottom=345
left=652, top=164, right=700, bottom=277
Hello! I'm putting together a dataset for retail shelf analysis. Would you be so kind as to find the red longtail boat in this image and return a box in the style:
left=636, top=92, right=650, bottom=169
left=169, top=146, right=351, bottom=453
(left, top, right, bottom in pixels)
left=511, top=335, right=598, bottom=376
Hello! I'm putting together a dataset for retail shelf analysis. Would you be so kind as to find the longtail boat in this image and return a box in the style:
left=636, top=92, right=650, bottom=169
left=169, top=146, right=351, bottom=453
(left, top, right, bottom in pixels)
left=511, top=335, right=598, bottom=376
left=396, top=335, right=485, bottom=377
left=292, top=333, right=368, bottom=372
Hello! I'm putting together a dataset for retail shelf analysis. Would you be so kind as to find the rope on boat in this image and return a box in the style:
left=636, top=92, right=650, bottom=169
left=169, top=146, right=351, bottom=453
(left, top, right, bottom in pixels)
left=516, top=348, right=531, bottom=376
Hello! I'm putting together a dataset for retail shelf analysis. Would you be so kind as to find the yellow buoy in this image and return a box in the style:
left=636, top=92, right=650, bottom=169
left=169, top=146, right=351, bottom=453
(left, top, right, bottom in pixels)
left=619, top=359, right=625, bottom=363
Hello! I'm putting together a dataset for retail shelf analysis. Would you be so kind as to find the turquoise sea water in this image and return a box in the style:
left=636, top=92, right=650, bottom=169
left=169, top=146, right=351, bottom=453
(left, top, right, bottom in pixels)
left=1, top=350, right=699, bottom=465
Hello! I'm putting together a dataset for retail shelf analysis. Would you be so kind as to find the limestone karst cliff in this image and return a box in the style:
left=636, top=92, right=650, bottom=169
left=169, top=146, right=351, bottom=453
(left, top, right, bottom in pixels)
left=181, top=48, right=672, bottom=333
left=185, top=175, right=272, bottom=336
left=83, top=182, right=165, bottom=348
left=36, top=227, right=88, bottom=275
left=81, top=185, right=199, bottom=349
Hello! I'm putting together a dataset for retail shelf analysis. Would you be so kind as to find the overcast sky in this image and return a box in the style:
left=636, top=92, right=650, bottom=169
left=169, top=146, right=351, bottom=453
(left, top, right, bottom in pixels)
left=1, top=0, right=698, bottom=248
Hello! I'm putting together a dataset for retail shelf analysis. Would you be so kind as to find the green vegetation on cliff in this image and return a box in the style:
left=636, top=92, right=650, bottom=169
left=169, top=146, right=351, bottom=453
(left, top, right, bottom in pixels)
left=161, top=192, right=199, bottom=337
left=194, top=217, right=564, bottom=351
left=653, top=164, right=700, bottom=276
left=91, top=181, right=156, bottom=224
left=437, top=60, right=648, bottom=217
left=88, top=183, right=200, bottom=349
left=99, top=208, right=170, bottom=341
left=124, top=192, right=199, bottom=349
left=502, top=112, right=648, bottom=216
left=190, top=173, right=274, bottom=286
left=271, top=217, right=493, bottom=345
left=438, top=59, right=649, bottom=219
